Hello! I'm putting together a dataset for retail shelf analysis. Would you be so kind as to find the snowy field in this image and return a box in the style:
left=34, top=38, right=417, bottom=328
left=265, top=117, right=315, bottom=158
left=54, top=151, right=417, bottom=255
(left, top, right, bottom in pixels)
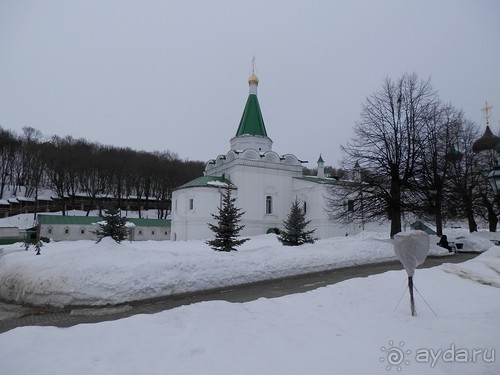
left=0, top=218, right=499, bottom=374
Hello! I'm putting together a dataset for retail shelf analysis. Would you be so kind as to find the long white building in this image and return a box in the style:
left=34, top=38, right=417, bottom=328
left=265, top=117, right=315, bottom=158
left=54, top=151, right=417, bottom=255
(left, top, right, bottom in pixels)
left=171, top=71, right=371, bottom=241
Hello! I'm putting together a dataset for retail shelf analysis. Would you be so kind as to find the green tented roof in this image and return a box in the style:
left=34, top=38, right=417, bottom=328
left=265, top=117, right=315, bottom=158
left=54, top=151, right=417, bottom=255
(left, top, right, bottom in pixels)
left=175, top=175, right=234, bottom=190
left=235, top=94, right=268, bottom=137
left=37, top=214, right=171, bottom=227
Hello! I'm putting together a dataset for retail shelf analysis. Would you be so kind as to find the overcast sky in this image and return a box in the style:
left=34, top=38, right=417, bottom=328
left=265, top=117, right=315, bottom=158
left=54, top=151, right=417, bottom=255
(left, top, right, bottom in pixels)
left=1, top=0, right=499, bottom=168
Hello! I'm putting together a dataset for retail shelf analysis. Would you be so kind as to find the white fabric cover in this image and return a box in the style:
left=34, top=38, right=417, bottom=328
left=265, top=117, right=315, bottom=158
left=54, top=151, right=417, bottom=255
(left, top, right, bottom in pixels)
left=393, top=230, right=430, bottom=276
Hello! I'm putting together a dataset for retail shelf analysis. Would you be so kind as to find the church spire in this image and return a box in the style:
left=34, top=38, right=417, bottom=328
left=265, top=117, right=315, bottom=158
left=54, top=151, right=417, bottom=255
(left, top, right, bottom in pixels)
left=248, top=56, right=259, bottom=95
left=234, top=59, right=268, bottom=138
left=230, top=60, right=273, bottom=152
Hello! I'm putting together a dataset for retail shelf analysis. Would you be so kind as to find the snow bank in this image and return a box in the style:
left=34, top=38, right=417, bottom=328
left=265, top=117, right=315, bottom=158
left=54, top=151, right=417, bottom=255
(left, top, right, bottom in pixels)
left=0, top=229, right=493, bottom=307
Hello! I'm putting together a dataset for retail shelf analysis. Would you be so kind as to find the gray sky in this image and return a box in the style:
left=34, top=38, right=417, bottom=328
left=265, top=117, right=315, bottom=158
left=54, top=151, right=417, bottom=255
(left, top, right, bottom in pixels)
left=1, top=0, right=499, bottom=168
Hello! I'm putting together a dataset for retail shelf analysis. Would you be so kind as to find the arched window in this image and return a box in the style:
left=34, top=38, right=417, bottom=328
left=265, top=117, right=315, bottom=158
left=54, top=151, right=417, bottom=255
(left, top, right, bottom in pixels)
left=266, top=196, right=273, bottom=215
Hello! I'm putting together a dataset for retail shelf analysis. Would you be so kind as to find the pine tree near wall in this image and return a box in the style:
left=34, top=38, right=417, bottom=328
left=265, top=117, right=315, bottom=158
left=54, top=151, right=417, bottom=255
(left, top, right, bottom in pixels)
left=206, top=185, right=249, bottom=252
left=278, top=199, right=317, bottom=246
left=95, top=207, right=129, bottom=243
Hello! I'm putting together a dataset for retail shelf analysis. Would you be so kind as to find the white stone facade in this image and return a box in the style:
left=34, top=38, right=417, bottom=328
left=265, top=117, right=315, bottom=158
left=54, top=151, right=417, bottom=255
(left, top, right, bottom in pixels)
left=37, top=215, right=171, bottom=242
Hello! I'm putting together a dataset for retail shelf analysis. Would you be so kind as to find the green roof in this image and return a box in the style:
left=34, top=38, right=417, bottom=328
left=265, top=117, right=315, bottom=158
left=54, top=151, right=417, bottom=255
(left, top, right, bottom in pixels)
left=294, top=176, right=352, bottom=186
left=175, top=175, right=233, bottom=190
left=317, top=154, right=324, bottom=163
left=37, top=214, right=170, bottom=227
left=128, top=218, right=171, bottom=227
left=235, top=94, right=268, bottom=137
left=38, top=215, right=97, bottom=225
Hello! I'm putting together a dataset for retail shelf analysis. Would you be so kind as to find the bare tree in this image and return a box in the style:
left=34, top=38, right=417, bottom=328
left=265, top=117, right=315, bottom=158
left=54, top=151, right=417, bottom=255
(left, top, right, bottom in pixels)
left=0, top=127, right=19, bottom=197
left=42, top=136, right=71, bottom=215
left=78, top=142, right=108, bottom=216
left=412, top=103, right=465, bottom=236
left=20, top=127, right=44, bottom=198
left=445, top=119, right=483, bottom=232
left=330, top=73, right=438, bottom=238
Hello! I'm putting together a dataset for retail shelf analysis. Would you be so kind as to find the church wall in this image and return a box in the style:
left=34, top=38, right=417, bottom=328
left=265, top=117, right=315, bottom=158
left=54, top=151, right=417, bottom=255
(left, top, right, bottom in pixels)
left=292, top=179, right=361, bottom=238
left=170, top=171, right=389, bottom=241
left=292, top=179, right=336, bottom=238
left=171, top=186, right=222, bottom=241
left=229, top=164, right=298, bottom=236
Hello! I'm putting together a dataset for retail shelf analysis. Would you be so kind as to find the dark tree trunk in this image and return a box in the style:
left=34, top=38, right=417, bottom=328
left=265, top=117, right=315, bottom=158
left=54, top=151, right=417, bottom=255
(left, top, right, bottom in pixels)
left=482, top=194, right=498, bottom=232
left=435, top=196, right=444, bottom=237
left=389, top=181, right=402, bottom=238
left=465, top=203, right=477, bottom=233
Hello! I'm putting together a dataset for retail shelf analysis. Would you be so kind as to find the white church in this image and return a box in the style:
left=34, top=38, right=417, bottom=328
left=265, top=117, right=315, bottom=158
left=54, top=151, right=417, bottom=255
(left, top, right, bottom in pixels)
left=171, top=71, right=365, bottom=241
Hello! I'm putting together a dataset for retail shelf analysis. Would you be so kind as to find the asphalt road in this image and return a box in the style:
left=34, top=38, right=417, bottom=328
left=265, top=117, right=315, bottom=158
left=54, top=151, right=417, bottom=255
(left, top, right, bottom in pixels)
left=0, top=252, right=479, bottom=334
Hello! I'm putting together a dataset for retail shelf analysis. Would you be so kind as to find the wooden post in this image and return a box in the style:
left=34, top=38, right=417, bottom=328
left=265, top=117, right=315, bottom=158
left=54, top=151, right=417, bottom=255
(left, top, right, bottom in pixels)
left=408, top=276, right=416, bottom=316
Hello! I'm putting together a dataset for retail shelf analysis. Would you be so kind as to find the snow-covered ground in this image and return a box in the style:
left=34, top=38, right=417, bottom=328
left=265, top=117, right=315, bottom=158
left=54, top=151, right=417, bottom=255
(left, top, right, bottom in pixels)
left=0, top=227, right=493, bottom=307
left=0, top=221, right=498, bottom=374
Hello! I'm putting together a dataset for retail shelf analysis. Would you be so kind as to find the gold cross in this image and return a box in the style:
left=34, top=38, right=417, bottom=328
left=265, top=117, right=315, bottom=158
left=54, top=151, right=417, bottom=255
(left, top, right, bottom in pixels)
left=481, top=101, right=493, bottom=125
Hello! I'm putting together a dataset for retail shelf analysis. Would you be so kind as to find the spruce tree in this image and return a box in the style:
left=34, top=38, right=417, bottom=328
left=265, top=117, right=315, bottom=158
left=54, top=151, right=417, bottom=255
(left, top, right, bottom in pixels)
left=95, top=207, right=129, bottom=243
left=206, top=185, right=249, bottom=251
left=278, top=199, right=316, bottom=246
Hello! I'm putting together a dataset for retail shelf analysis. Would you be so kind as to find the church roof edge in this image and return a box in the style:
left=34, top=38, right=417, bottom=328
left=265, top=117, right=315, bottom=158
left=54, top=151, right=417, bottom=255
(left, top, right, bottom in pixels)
left=174, top=175, right=235, bottom=191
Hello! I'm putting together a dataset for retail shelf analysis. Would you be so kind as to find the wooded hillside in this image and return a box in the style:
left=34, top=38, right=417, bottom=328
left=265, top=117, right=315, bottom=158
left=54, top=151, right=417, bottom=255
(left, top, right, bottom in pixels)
left=0, top=126, right=205, bottom=218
